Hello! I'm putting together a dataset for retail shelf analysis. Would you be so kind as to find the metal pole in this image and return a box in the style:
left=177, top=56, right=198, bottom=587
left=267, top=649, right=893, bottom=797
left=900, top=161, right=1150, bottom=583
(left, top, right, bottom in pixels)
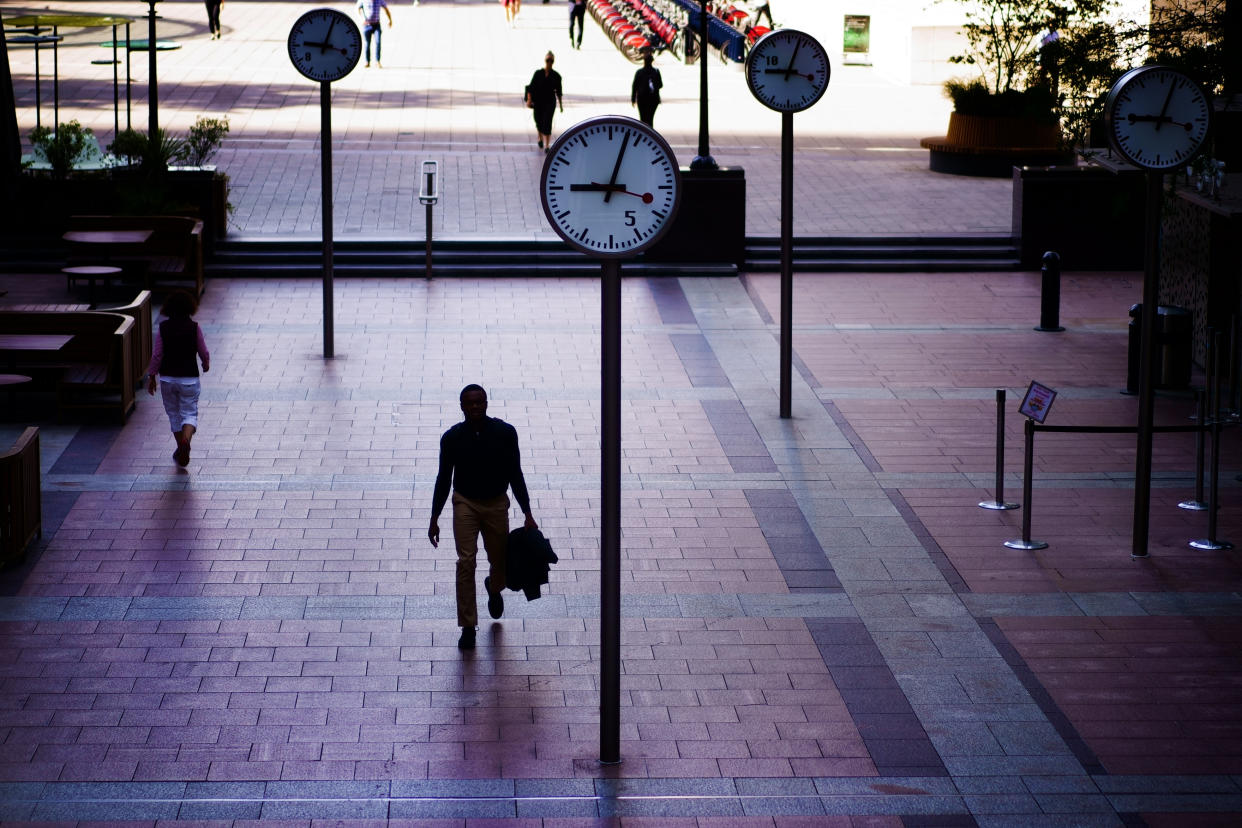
left=52, top=27, right=58, bottom=128
left=1179, top=388, right=1208, bottom=510
left=320, top=81, right=334, bottom=359
left=980, top=389, right=1019, bottom=510
left=1004, top=418, right=1047, bottom=550
left=424, top=202, right=433, bottom=280
left=690, top=0, right=716, bottom=170
left=33, top=39, right=41, bottom=129
left=1191, top=331, right=1233, bottom=550
left=125, top=24, right=132, bottom=131
left=599, top=258, right=622, bottom=765
left=779, top=111, right=793, bottom=419
left=147, top=0, right=158, bottom=135
left=1132, top=171, right=1163, bottom=559
left=111, top=24, right=120, bottom=138
left=1229, top=315, right=1239, bottom=417
left=1036, top=251, right=1064, bottom=332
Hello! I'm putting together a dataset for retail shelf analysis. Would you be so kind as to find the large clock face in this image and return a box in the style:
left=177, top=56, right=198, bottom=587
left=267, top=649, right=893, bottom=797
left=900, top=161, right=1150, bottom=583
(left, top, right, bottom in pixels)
left=1104, top=65, right=1211, bottom=170
left=288, top=8, right=362, bottom=83
left=540, top=116, right=681, bottom=257
left=745, top=29, right=830, bottom=113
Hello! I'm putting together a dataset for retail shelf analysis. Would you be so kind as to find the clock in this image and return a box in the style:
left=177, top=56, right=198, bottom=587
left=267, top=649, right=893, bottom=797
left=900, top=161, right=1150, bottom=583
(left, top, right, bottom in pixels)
left=1104, top=65, right=1211, bottom=170
left=288, top=8, right=362, bottom=83
left=540, top=116, right=681, bottom=257
left=745, top=29, right=830, bottom=113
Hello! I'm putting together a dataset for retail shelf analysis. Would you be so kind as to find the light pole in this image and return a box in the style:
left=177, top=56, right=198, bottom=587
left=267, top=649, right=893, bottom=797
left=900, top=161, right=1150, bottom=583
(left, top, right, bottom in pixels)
left=690, top=0, right=717, bottom=170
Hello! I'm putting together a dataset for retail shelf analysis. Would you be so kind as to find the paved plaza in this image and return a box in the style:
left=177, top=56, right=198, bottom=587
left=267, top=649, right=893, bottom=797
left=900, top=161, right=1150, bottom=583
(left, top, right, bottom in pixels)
left=3, top=0, right=1242, bottom=826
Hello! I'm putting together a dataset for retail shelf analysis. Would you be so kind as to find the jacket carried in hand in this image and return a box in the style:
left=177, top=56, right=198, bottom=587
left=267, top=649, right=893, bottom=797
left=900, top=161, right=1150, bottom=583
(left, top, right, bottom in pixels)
left=505, top=527, right=558, bottom=600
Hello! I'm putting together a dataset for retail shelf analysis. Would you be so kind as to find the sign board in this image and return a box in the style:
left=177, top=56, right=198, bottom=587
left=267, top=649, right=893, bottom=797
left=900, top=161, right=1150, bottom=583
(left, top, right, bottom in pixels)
left=1019, top=381, right=1057, bottom=423
left=843, top=15, right=871, bottom=65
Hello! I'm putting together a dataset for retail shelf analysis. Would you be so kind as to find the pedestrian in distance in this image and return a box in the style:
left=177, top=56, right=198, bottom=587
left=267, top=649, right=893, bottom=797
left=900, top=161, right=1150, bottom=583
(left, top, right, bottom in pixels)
left=145, top=290, right=210, bottom=468
left=357, top=0, right=393, bottom=68
left=631, top=49, right=662, bottom=126
left=204, top=0, right=223, bottom=39
left=525, top=51, right=563, bottom=152
left=569, top=0, right=586, bottom=49
left=502, top=0, right=520, bottom=28
left=428, top=385, right=538, bottom=651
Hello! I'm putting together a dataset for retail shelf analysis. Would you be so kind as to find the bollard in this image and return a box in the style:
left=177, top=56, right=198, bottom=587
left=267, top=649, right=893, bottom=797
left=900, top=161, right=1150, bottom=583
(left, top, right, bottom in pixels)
left=980, top=389, right=1019, bottom=510
left=1004, top=418, right=1048, bottom=550
left=419, top=160, right=439, bottom=281
left=1191, top=331, right=1233, bottom=550
left=1179, top=388, right=1209, bottom=511
left=1035, top=251, right=1065, bottom=332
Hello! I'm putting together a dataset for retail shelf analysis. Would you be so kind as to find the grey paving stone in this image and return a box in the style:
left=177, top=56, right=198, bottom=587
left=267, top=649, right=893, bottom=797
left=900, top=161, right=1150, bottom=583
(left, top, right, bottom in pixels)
left=1069, top=593, right=1147, bottom=616
left=0, top=802, right=35, bottom=820
left=48, top=782, right=188, bottom=800
left=894, top=674, right=971, bottom=705
left=32, top=801, right=181, bottom=820
left=126, top=597, right=244, bottom=620
left=60, top=597, right=132, bottom=620
left=185, top=781, right=267, bottom=799
left=988, top=720, right=1071, bottom=756
left=0, top=597, right=68, bottom=621
left=740, top=796, right=827, bottom=815
left=1031, top=793, right=1123, bottom=813
left=964, top=792, right=1042, bottom=814
left=924, top=721, right=1005, bottom=757
left=818, top=794, right=967, bottom=815
left=907, top=594, right=972, bottom=618
left=735, top=778, right=819, bottom=796
left=516, top=797, right=601, bottom=817
left=974, top=816, right=1124, bottom=828
left=930, top=630, right=1003, bottom=658
left=944, top=755, right=1087, bottom=776
left=177, top=799, right=265, bottom=820
left=1090, top=774, right=1240, bottom=794
left=393, top=779, right=515, bottom=798
left=239, top=597, right=309, bottom=619
left=261, top=798, right=390, bottom=819
left=954, top=776, right=1031, bottom=794
left=601, top=796, right=744, bottom=817
left=514, top=779, right=596, bottom=797
left=265, top=780, right=390, bottom=799
left=1105, top=793, right=1242, bottom=813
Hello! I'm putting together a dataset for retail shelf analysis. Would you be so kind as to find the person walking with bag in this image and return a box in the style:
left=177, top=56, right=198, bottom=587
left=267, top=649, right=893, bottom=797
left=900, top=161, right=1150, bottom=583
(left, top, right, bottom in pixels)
left=428, top=385, right=538, bottom=650
left=631, top=49, right=662, bottom=126
left=145, top=290, right=210, bottom=467
left=525, top=51, right=563, bottom=151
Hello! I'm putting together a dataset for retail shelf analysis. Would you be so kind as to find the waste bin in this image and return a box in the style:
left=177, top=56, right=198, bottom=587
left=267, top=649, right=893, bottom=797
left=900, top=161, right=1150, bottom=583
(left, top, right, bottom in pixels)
left=1126, top=304, right=1193, bottom=392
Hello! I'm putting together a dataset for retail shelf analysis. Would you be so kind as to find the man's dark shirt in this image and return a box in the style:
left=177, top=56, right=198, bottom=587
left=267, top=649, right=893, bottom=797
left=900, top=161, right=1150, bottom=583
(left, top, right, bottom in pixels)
left=431, top=416, right=532, bottom=518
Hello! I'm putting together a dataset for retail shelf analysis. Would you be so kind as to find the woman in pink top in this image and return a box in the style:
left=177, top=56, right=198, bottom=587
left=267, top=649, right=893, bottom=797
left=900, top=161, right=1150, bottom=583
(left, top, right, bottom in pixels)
left=145, top=290, right=210, bottom=467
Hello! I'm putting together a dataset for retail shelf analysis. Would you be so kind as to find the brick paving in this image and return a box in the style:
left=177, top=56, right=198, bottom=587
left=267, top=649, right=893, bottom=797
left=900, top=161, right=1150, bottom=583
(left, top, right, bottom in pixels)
left=4, top=0, right=1242, bottom=825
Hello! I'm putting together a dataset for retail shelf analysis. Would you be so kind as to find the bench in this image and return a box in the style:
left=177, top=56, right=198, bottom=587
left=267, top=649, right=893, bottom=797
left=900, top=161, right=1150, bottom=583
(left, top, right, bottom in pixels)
left=0, top=427, right=41, bottom=567
left=0, top=311, right=136, bottom=423
left=66, top=215, right=205, bottom=298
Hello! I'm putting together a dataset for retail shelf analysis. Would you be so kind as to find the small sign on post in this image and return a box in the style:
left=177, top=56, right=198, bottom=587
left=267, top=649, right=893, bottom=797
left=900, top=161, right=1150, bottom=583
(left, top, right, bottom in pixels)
left=1019, top=380, right=1057, bottom=423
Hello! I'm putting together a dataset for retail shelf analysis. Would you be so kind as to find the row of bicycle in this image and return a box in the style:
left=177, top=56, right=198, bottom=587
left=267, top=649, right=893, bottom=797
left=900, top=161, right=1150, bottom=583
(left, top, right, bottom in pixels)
left=587, top=0, right=773, bottom=64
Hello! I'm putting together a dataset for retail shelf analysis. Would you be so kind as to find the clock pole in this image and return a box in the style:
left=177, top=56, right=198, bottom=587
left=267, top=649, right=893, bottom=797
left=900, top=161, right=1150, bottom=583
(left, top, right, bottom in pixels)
left=779, top=111, right=794, bottom=419
left=1132, top=170, right=1164, bottom=558
left=320, top=80, right=335, bottom=359
left=599, top=257, right=622, bottom=765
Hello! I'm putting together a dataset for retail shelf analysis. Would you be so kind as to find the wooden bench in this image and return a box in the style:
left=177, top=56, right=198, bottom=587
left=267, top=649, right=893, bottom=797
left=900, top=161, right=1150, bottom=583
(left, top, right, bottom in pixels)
left=66, top=215, right=205, bottom=298
left=0, top=311, right=136, bottom=423
left=0, top=427, right=41, bottom=567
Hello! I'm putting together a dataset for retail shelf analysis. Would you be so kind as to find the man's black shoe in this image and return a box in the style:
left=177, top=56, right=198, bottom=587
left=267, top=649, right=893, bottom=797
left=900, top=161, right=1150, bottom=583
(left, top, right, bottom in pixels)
left=458, top=627, right=475, bottom=650
left=485, top=576, right=504, bottom=619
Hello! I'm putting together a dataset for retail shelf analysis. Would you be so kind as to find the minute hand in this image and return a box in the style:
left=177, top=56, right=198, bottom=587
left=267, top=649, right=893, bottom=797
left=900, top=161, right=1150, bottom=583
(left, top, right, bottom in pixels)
left=603, top=133, right=630, bottom=204
left=782, top=41, right=802, bottom=81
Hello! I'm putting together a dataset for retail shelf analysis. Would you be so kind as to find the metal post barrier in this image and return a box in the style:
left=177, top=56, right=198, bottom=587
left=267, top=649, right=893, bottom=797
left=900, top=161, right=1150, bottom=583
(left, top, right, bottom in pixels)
left=1191, top=331, right=1233, bottom=550
left=980, top=389, right=1019, bottom=510
left=418, top=160, right=438, bottom=281
left=1179, top=388, right=1209, bottom=511
left=1004, top=418, right=1048, bottom=550
left=1035, top=251, right=1065, bottom=332
left=1229, top=315, right=1239, bottom=419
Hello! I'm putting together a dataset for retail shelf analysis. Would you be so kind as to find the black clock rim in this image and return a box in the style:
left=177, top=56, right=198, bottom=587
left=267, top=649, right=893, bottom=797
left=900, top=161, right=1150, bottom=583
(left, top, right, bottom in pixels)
left=1103, top=64, right=1212, bottom=171
left=288, top=8, right=363, bottom=83
left=744, top=29, right=831, bottom=114
left=539, top=115, right=683, bottom=260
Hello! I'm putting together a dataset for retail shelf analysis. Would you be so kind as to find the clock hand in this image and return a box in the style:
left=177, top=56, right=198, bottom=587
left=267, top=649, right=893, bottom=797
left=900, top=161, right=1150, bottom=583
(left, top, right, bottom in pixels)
left=304, top=40, right=348, bottom=55
left=603, top=133, right=630, bottom=204
left=1155, top=79, right=1176, bottom=132
left=321, top=16, right=336, bottom=54
left=569, top=183, right=654, bottom=203
left=763, top=68, right=815, bottom=81
left=782, top=40, right=802, bottom=81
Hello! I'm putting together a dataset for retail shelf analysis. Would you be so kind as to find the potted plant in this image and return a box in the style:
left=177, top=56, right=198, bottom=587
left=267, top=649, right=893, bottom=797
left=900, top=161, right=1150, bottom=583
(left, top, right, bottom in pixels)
left=27, top=120, right=100, bottom=180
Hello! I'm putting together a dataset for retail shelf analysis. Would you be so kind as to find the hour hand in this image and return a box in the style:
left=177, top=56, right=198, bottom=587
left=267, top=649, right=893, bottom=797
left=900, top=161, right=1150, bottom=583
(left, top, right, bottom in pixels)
left=570, top=183, right=620, bottom=192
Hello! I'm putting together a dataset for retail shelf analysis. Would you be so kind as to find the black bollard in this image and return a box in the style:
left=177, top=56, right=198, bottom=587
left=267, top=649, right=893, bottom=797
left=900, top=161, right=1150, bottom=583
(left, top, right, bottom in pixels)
left=1036, top=251, right=1065, bottom=332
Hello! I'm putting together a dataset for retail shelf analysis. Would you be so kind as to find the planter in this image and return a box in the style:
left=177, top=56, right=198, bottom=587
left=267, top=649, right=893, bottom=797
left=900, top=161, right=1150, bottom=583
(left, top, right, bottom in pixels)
left=4, top=166, right=228, bottom=252
left=921, top=113, right=1073, bottom=177
left=1011, top=163, right=1146, bottom=269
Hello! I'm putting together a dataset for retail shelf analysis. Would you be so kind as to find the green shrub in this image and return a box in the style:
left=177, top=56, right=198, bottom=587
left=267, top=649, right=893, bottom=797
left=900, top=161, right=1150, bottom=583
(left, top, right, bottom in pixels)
left=29, top=121, right=99, bottom=179
left=943, top=79, right=1060, bottom=124
left=184, top=116, right=230, bottom=166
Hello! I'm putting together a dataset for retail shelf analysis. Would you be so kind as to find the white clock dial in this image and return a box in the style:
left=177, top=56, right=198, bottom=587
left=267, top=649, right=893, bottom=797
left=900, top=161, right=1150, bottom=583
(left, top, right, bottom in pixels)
left=1105, top=65, right=1211, bottom=170
left=745, top=29, right=830, bottom=113
left=541, top=116, right=681, bottom=257
left=288, top=8, right=362, bottom=83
